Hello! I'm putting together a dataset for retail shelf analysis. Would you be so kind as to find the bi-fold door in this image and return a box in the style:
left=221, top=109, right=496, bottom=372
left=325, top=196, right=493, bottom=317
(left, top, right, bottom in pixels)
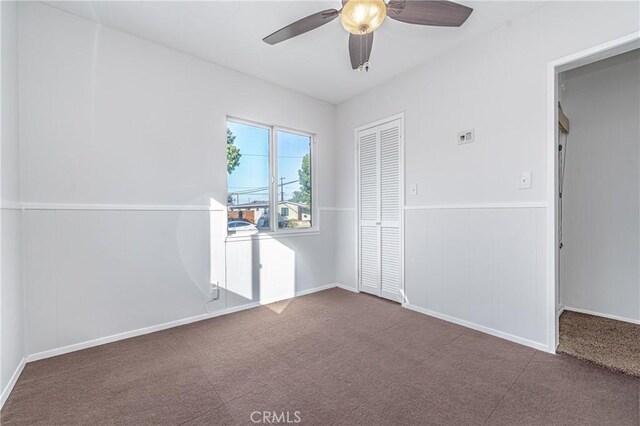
left=357, top=117, right=403, bottom=303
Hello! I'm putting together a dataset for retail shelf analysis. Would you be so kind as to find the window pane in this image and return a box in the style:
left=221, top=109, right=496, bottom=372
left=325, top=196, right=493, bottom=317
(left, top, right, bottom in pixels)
left=277, top=130, right=312, bottom=229
left=227, top=121, right=271, bottom=234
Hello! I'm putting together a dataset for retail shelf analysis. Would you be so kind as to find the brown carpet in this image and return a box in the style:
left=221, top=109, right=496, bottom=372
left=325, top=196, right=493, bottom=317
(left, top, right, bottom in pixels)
left=2, top=289, right=639, bottom=425
left=558, top=310, right=640, bottom=378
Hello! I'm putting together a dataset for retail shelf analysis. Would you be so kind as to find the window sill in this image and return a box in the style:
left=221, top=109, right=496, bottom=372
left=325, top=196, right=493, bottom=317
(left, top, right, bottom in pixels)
left=226, top=229, right=320, bottom=242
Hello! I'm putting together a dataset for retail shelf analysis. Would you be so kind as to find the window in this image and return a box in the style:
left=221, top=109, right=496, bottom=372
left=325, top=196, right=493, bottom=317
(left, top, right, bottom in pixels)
left=227, top=118, right=314, bottom=235
left=277, top=130, right=312, bottom=229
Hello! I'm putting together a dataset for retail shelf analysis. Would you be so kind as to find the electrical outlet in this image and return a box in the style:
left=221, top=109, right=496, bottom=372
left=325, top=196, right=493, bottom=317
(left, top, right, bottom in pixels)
left=518, top=172, right=532, bottom=189
left=457, top=129, right=474, bottom=145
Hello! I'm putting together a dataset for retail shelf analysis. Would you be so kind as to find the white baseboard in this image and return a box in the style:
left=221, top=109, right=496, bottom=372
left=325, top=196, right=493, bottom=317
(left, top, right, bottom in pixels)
left=0, top=356, right=26, bottom=410
left=26, top=283, right=337, bottom=363
left=557, top=305, right=565, bottom=317
left=403, top=304, right=549, bottom=353
left=563, top=306, right=640, bottom=325
left=246, top=283, right=337, bottom=306
left=334, top=283, right=359, bottom=293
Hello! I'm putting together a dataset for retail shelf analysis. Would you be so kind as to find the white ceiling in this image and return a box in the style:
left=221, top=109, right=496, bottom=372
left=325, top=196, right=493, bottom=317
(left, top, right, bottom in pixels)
left=45, top=1, right=546, bottom=104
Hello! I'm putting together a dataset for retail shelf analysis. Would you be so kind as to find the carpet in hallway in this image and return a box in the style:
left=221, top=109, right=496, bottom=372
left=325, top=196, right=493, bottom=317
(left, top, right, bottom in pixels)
left=558, top=310, right=640, bottom=378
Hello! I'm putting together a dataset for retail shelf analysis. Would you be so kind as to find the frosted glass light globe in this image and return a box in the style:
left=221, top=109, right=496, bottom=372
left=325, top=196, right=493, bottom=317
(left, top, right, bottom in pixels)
left=340, top=0, right=387, bottom=35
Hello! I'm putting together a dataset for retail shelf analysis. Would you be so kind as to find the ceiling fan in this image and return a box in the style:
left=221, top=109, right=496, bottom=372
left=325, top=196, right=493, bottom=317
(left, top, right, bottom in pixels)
left=263, top=0, right=473, bottom=71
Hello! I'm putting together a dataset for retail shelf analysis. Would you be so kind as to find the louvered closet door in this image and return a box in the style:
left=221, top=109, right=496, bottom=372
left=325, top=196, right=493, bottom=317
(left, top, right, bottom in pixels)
left=358, top=126, right=381, bottom=296
left=378, top=119, right=402, bottom=302
left=358, top=118, right=403, bottom=302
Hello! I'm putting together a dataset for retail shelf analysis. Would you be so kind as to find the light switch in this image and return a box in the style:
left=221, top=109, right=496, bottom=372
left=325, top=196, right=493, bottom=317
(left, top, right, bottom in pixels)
left=519, top=172, right=532, bottom=189
left=410, top=184, right=418, bottom=195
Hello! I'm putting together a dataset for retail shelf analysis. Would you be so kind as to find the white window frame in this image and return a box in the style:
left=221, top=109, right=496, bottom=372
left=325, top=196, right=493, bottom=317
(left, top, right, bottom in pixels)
left=226, top=116, right=318, bottom=239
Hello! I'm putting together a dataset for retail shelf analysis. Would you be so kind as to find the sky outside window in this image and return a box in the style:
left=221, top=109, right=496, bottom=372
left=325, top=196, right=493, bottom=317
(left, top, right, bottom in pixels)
left=276, top=131, right=311, bottom=203
left=227, top=121, right=270, bottom=205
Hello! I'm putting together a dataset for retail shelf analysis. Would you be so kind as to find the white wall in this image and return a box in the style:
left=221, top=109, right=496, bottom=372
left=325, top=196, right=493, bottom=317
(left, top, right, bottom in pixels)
left=560, top=50, right=640, bottom=323
left=19, top=3, right=337, bottom=356
left=1, top=0, right=24, bottom=403
left=334, top=1, right=640, bottom=350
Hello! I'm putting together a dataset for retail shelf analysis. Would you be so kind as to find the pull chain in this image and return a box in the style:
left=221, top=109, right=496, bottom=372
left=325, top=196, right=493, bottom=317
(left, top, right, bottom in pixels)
left=358, top=30, right=370, bottom=72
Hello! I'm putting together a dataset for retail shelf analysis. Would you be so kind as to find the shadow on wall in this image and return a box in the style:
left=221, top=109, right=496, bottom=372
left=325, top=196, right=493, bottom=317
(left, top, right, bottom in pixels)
left=25, top=193, right=328, bottom=355
left=177, top=196, right=299, bottom=313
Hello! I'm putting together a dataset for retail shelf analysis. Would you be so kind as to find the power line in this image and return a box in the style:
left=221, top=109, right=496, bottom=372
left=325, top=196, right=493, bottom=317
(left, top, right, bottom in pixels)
left=236, top=154, right=307, bottom=159
left=229, top=179, right=300, bottom=195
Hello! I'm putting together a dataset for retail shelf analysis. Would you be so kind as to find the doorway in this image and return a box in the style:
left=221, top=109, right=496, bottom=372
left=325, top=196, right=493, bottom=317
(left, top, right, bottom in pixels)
left=355, top=114, right=405, bottom=303
left=547, top=33, right=640, bottom=372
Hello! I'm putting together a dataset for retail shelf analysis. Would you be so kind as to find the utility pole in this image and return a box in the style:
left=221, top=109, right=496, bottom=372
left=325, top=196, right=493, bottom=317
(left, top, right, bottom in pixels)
left=279, top=177, right=286, bottom=202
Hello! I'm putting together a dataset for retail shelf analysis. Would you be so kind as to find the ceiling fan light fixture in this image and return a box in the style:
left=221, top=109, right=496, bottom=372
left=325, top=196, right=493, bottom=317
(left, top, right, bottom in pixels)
left=340, top=0, right=386, bottom=35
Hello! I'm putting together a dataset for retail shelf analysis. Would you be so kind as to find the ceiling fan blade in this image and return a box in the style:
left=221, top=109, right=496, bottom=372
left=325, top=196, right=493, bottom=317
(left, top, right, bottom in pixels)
left=263, top=9, right=340, bottom=45
left=386, top=1, right=473, bottom=27
left=349, top=32, right=374, bottom=70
